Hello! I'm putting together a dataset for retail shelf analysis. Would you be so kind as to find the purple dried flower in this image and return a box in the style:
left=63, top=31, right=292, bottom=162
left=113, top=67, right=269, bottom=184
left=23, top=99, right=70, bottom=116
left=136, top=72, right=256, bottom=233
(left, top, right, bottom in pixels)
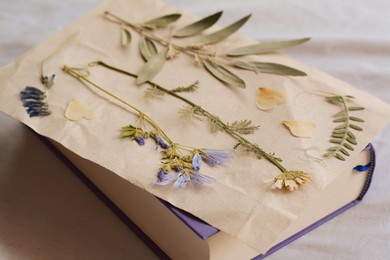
left=156, top=170, right=177, bottom=185
left=191, top=172, right=216, bottom=185
left=135, top=136, right=146, bottom=146
left=153, top=135, right=170, bottom=149
left=201, top=149, right=230, bottom=166
left=173, top=172, right=190, bottom=188
left=191, top=153, right=202, bottom=171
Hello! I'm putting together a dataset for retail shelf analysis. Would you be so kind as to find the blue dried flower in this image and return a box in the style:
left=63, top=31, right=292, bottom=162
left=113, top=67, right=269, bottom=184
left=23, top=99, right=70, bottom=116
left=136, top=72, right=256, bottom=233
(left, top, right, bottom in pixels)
left=173, top=172, right=191, bottom=188
left=156, top=170, right=177, bottom=185
left=201, top=149, right=230, bottom=166
left=135, top=136, right=146, bottom=146
left=20, top=86, right=51, bottom=117
left=152, top=134, right=170, bottom=149
left=191, top=172, right=216, bottom=185
left=191, top=153, right=202, bottom=171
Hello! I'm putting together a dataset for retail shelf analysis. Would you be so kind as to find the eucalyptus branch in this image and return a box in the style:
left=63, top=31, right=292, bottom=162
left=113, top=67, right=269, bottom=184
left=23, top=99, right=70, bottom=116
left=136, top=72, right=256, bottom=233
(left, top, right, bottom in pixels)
left=91, top=61, right=293, bottom=174
left=104, top=11, right=214, bottom=57
left=103, top=10, right=309, bottom=88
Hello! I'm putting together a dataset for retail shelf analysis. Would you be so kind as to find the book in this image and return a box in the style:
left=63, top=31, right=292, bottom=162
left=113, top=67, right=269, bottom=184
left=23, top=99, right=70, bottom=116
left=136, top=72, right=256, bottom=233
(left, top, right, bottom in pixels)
left=47, top=139, right=374, bottom=260
left=0, top=0, right=389, bottom=258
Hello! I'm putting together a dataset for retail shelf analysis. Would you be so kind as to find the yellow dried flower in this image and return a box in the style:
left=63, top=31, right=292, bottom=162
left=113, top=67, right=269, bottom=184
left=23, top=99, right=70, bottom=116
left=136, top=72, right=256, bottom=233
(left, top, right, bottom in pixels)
left=272, top=171, right=310, bottom=191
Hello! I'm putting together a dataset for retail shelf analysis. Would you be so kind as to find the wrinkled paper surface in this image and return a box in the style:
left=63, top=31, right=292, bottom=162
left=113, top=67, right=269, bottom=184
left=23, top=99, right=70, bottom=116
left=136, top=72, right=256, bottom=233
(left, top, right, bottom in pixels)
left=1, top=0, right=390, bottom=253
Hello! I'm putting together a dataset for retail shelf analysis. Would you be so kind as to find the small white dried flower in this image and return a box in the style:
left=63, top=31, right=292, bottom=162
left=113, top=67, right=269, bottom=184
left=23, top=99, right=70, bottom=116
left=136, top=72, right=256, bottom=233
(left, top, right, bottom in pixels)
left=272, top=171, right=310, bottom=191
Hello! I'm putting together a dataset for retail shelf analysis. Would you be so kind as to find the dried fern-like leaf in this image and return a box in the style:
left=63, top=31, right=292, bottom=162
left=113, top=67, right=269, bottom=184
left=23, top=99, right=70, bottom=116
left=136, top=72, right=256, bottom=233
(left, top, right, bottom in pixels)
left=171, top=81, right=199, bottom=93
left=323, top=95, right=365, bottom=161
left=144, top=86, right=165, bottom=98
left=173, top=11, right=223, bottom=38
left=208, top=117, right=223, bottom=133
left=227, top=120, right=260, bottom=135
left=178, top=106, right=203, bottom=120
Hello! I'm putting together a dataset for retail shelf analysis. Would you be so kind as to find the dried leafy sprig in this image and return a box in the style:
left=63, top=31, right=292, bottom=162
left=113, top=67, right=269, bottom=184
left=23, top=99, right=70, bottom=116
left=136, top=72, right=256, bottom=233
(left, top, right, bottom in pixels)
left=62, top=65, right=228, bottom=188
left=90, top=61, right=310, bottom=191
left=323, top=95, right=365, bottom=161
left=104, top=11, right=309, bottom=88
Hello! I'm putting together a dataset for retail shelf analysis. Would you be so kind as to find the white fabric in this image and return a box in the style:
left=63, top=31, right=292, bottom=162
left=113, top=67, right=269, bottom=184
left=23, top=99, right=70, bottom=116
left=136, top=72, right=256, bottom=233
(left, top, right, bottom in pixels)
left=0, top=0, right=389, bottom=259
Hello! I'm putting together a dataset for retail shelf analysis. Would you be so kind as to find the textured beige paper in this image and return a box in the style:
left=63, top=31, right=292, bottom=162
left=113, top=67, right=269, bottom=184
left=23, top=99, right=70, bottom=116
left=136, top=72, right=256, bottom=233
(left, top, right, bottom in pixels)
left=1, top=0, right=390, bottom=253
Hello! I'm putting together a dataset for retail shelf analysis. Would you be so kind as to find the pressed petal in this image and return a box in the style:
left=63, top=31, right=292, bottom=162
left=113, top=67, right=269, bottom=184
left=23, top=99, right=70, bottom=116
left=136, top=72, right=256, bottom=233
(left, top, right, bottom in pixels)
left=65, top=98, right=96, bottom=121
left=256, top=87, right=287, bottom=111
left=283, top=120, right=316, bottom=138
left=156, top=170, right=178, bottom=185
left=135, top=136, right=146, bottom=146
left=174, top=173, right=190, bottom=188
left=191, top=172, right=216, bottom=185
left=191, top=153, right=202, bottom=171
left=201, top=149, right=230, bottom=166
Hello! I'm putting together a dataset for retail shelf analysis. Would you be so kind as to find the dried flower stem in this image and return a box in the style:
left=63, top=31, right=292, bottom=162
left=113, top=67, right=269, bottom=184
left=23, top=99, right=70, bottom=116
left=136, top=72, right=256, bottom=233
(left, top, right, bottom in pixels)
left=91, top=61, right=289, bottom=173
left=63, top=65, right=174, bottom=145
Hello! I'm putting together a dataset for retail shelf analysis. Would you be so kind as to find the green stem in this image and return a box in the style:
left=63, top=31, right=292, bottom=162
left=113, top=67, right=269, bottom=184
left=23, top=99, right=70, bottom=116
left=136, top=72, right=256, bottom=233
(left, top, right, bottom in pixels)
left=92, top=61, right=288, bottom=173
left=62, top=65, right=174, bottom=145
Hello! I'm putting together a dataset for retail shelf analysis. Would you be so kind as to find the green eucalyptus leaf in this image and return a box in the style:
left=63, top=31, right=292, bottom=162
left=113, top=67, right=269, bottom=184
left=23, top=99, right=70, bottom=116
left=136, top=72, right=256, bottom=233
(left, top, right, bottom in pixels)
left=226, top=37, right=310, bottom=56
left=233, top=61, right=306, bottom=76
left=139, top=36, right=158, bottom=61
left=202, top=59, right=246, bottom=88
left=144, top=13, right=181, bottom=28
left=121, top=28, right=132, bottom=48
left=173, top=11, right=223, bottom=38
left=196, top=14, right=251, bottom=45
left=137, top=50, right=167, bottom=85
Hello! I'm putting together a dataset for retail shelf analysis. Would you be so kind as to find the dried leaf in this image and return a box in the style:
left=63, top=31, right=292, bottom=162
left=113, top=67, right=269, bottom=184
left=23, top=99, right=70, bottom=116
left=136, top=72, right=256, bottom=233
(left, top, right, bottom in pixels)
left=226, top=37, right=310, bottom=56
left=333, top=118, right=347, bottom=123
left=121, top=28, right=132, bottom=48
left=348, top=106, right=365, bottom=111
left=144, top=13, right=181, bottom=28
left=283, top=120, right=316, bottom=138
left=343, top=143, right=354, bottom=151
left=349, top=124, right=363, bottom=131
left=346, top=137, right=357, bottom=145
left=196, top=14, right=251, bottom=45
left=202, top=59, right=246, bottom=88
left=256, top=87, right=287, bottom=111
left=173, top=11, right=223, bottom=38
left=349, top=116, right=365, bottom=122
left=65, top=99, right=96, bottom=121
left=335, top=153, right=346, bottom=161
left=139, top=36, right=158, bottom=61
left=233, top=61, right=306, bottom=76
left=227, top=120, right=259, bottom=135
left=137, top=50, right=167, bottom=85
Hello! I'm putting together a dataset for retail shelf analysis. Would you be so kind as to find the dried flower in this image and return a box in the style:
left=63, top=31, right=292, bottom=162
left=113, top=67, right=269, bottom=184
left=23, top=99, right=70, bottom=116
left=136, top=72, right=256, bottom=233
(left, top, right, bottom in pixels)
left=40, top=74, right=56, bottom=89
left=272, top=171, right=310, bottom=191
left=200, top=149, right=230, bottom=166
left=20, top=86, right=51, bottom=117
left=121, top=125, right=148, bottom=146
left=150, top=131, right=170, bottom=149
